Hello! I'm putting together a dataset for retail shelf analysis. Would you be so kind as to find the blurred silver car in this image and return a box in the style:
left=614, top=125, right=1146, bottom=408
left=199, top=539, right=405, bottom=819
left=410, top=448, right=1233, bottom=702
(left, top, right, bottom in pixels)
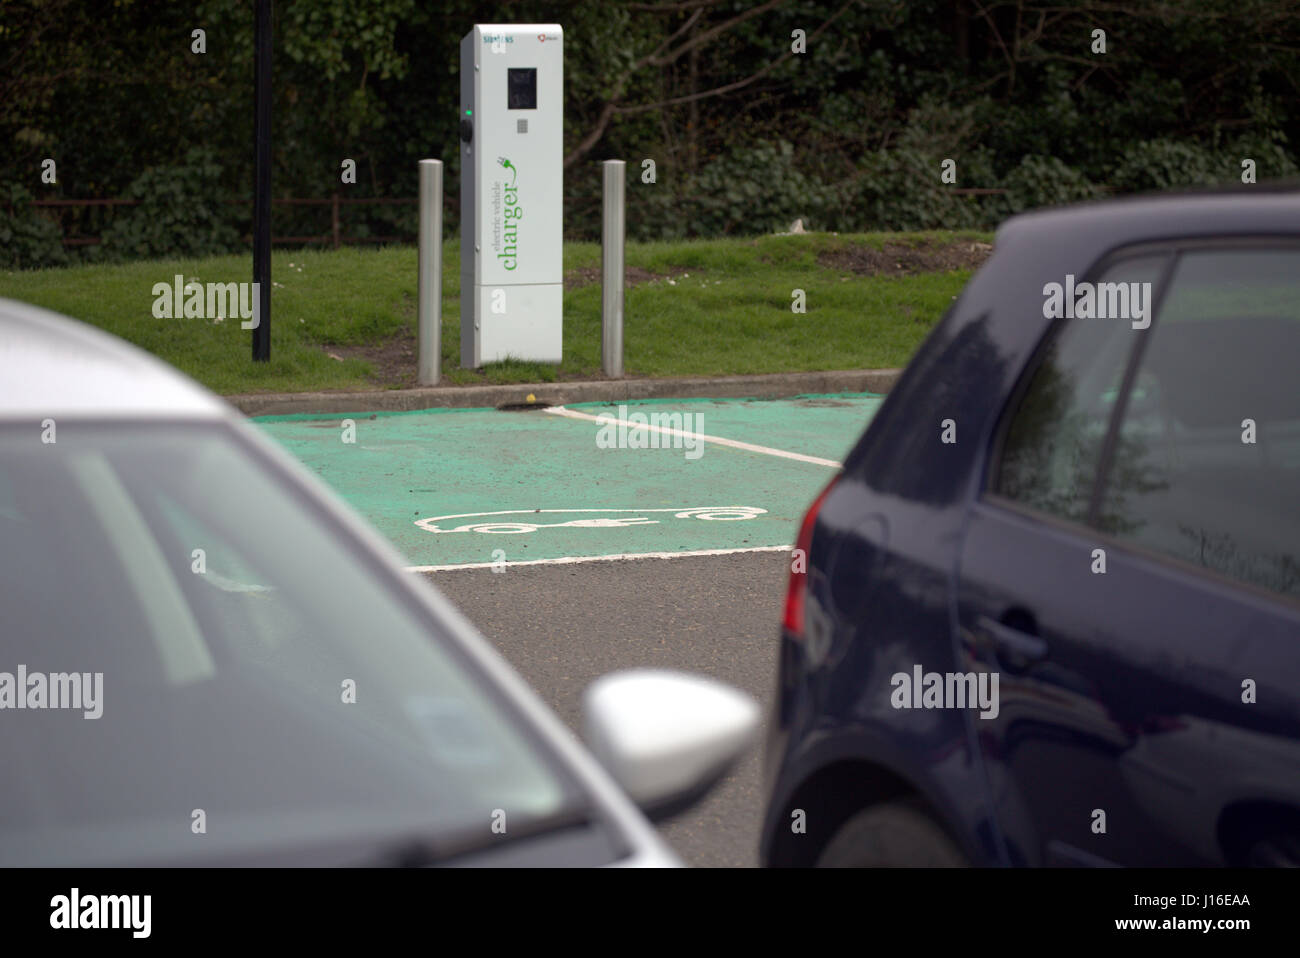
left=0, top=300, right=758, bottom=867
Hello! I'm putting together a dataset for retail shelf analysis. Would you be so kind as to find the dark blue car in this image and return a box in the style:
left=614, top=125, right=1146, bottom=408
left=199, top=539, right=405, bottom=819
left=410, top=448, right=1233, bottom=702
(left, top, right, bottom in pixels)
left=760, top=188, right=1300, bottom=867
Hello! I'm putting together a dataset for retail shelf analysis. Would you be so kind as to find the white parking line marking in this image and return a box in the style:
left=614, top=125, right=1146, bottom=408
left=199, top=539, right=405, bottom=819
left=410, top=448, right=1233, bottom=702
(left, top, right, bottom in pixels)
left=406, top=544, right=792, bottom=573
left=542, top=405, right=842, bottom=468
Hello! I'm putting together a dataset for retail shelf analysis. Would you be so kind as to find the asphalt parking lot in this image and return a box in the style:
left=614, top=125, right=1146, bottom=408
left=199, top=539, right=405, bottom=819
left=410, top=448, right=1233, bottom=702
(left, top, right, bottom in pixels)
left=255, top=394, right=882, bottom=865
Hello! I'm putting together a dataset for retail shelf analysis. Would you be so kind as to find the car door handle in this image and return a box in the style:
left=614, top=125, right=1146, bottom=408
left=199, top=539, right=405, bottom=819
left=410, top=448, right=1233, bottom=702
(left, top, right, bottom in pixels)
left=976, top=615, right=1048, bottom=663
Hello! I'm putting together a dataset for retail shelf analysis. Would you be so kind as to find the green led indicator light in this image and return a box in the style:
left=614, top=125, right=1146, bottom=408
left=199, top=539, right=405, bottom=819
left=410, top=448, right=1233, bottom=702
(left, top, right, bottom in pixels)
left=466, top=109, right=472, bottom=116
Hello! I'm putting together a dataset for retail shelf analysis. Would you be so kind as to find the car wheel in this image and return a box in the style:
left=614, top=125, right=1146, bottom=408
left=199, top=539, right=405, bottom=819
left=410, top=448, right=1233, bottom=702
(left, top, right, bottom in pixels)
left=1245, top=833, right=1300, bottom=867
left=816, top=800, right=968, bottom=867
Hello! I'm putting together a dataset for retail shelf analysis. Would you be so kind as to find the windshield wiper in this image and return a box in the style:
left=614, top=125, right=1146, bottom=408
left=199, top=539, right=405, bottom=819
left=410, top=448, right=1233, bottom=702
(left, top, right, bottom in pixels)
left=367, top=805, right=595, bottom=867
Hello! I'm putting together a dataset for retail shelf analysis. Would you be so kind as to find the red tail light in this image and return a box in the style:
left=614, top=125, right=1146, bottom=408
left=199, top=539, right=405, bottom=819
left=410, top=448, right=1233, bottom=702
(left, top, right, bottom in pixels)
left=782, top=475, right=838, bottom=638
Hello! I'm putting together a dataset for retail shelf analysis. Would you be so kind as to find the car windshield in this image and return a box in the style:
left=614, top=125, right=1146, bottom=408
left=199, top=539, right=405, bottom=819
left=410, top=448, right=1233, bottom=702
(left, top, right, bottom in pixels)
left=0, top=421, right=579, bottom=866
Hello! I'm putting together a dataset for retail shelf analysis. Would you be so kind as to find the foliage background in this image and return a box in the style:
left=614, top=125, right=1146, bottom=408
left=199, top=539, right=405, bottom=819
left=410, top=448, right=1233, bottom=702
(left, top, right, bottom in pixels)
left=3, top=0, right=1298, bottom=268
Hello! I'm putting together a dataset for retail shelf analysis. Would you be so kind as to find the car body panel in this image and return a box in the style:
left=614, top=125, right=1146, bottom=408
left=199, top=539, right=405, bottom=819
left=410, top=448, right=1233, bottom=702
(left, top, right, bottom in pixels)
left=0, top=298, right=682, bottom=867
left=761, top=189, right=1300, bottom=867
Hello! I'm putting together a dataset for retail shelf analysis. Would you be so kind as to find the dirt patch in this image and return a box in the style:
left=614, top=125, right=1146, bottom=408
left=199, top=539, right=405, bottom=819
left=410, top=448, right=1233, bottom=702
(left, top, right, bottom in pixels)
left=325, top=336, right=421, bottom=389
left=564, top=265, right=699, bottom=290
left=322, top=335, right=614, bottom=390
left=818, top=239, right=992, bottom=277
left=323, top=265, right=708, bottom=387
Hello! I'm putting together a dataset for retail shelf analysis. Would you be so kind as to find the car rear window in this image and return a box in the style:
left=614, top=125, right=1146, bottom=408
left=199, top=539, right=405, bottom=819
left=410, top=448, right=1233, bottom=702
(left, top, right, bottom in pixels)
left=1094, top=248, right=1300, bottom=599
left=993, top=255, right=1167, bottom=522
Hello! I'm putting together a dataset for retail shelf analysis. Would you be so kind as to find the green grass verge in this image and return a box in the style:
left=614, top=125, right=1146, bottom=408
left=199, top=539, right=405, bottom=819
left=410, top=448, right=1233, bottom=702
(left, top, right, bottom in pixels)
left=0, top=230, right=991, bottom=395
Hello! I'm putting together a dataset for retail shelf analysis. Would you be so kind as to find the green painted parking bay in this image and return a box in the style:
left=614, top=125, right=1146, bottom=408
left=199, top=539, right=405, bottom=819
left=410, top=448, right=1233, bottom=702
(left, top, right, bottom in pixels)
left=253, top=394, right=883, bottom=569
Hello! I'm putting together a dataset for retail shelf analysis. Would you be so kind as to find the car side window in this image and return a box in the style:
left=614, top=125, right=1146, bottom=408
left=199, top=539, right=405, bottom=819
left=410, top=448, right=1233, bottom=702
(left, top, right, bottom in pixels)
left=992, top=255, right=1168, bottom=523
left=1095, top=248, right=1300, bottom=600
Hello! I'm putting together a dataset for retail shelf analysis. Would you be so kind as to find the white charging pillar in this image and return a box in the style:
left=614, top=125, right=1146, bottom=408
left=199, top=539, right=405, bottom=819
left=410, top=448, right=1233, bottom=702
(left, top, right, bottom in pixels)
left=459, top=24, right=564, bottom=367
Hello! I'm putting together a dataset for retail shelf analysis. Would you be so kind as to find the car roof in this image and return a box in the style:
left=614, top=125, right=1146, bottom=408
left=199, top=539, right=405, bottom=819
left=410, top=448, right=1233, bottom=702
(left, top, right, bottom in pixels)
left=976, top=186, right=1300, bottom=359
left=996, top=186, right=1300, bottom=255
left=0, top=298, right=229, bottom=420
left=843, top=187, right=1300, bottom=492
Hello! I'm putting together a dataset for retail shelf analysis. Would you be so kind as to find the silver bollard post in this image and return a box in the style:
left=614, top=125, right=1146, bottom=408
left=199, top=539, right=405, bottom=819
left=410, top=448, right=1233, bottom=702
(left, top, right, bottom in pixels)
left=417, top=159, right=443, bottom=385
left=601, top=160, right=626, bottom=379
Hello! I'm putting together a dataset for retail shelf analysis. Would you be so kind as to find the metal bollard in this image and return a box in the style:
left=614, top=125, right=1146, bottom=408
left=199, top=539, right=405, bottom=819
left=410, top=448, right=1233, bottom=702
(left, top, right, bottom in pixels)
left=602, top=160, right=626, bottom=379
left=417, top=159, right=443, bottom=385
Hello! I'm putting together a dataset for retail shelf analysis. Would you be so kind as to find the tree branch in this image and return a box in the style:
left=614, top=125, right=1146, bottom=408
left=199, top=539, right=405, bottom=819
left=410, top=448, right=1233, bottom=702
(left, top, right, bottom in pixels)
left=648, top=0, right=791, bottom=68
left=971, top=0, right=1015, bottom=93
left=627, top=0, right=725, bottom=10
left=620, top=0, right=859, bottom=114
left=564, top=0, right=854, bottom=168
left=565, top=100, right=620, bottom=169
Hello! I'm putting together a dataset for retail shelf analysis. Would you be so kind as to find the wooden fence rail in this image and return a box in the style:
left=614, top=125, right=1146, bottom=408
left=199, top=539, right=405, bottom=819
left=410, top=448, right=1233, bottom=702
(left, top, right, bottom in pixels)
left=18, top=194, right=421, bottom=248
left=13, top=186, right=1116, bottom=249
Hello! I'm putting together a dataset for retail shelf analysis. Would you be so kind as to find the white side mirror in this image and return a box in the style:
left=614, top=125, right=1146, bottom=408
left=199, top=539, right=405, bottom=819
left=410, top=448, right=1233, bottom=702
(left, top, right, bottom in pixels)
left=583, top=669, right=759, bottom=819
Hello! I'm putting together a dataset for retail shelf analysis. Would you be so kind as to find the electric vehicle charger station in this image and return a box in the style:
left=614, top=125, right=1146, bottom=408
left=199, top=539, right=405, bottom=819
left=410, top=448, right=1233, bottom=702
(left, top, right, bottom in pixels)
left=459, top=24, right=564, bottom=367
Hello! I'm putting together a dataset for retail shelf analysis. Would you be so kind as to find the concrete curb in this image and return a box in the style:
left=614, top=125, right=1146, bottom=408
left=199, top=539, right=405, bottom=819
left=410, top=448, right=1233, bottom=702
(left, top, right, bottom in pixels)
left=226, top=368, right=902, bottom=416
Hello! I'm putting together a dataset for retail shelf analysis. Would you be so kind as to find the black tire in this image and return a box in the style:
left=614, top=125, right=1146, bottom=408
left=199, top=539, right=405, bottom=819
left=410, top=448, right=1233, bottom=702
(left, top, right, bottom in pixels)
left=816, top=800, right=968, bottom=867
left=1245, top=833, right=1300, bottom=867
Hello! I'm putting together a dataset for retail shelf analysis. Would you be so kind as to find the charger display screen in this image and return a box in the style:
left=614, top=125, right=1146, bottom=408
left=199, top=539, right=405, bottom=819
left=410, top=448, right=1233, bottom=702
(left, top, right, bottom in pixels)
left=507, top=68, right=537, bottom=110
